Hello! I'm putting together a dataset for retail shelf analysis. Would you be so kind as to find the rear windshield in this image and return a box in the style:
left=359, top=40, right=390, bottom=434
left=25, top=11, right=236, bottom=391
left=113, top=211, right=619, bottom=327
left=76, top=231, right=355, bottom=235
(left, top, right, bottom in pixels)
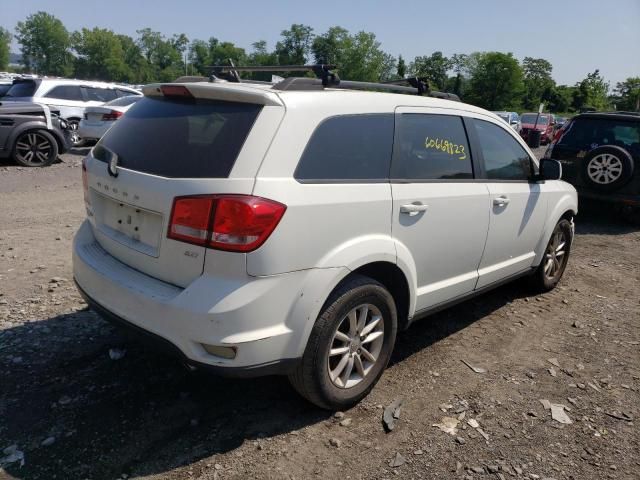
left=521, top=114, right=549, bottom=125
left=5, top=80, right=37, bottom=98
left=94, top=97, right=262, bottom=178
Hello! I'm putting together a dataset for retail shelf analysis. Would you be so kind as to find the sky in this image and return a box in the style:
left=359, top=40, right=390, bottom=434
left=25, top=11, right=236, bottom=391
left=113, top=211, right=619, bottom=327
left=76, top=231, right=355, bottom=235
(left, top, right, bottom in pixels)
left=2, top=0, right=639, bottom=86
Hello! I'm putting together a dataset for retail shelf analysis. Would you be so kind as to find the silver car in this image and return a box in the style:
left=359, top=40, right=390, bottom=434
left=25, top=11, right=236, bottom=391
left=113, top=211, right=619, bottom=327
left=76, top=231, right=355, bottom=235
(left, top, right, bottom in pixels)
left=493, top=111, right=521, bottom=132
left=78, top=95, right=141, bottom=142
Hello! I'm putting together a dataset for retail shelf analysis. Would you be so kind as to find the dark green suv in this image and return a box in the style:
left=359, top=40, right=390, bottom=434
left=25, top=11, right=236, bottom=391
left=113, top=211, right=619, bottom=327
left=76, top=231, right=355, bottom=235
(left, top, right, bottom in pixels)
left=545, top=112, right=640, bottom=217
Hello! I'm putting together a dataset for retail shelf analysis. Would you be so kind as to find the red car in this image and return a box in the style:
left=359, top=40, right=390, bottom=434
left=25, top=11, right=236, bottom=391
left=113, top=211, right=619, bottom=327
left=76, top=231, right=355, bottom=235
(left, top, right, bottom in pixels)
left=520, top=113, right=555, bottom=145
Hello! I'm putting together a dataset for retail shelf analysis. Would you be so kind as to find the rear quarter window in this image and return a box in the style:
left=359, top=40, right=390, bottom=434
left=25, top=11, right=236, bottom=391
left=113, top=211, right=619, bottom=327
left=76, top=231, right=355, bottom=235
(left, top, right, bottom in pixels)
left=294, top=114, right=394, bottom=182
left=94, top=97, right=262, bottom=178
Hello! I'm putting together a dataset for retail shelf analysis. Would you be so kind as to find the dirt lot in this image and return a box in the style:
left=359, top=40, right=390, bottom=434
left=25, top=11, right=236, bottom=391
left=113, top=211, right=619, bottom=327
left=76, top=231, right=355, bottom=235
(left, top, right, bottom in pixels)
left=1, top=149, right=639, bottom=480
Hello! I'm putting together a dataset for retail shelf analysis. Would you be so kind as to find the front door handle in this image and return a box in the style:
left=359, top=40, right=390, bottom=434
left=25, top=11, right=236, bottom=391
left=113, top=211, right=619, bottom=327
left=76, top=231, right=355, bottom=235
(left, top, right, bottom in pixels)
left=400, top=203, right=429, bottom=216
left=493, top=196, right=510, bottom=206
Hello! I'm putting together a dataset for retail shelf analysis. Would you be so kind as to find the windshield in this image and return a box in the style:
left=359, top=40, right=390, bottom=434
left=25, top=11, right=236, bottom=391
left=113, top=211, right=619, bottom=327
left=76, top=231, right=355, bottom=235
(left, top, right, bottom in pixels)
left=521, top=114, right=548, bottom=125
left=497, top=114, right=510, bottom=122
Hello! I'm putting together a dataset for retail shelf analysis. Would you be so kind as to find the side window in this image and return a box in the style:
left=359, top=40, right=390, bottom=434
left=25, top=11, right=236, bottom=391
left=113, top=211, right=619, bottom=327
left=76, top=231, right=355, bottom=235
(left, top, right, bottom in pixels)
left=85, top=87, right=118, bottom=102
left=391, top=114, right=473, bottom=180
left=474, top=119, right=532, bottom=181
left=294, top=114, right=394, bottom=181
left=43, top=85, right=83, bottom=101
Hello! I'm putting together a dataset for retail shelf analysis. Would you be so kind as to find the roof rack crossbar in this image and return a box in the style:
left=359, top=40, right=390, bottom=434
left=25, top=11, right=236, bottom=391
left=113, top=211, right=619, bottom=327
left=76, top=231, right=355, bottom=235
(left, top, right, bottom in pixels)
left=206, top=63, right=460, bottom=100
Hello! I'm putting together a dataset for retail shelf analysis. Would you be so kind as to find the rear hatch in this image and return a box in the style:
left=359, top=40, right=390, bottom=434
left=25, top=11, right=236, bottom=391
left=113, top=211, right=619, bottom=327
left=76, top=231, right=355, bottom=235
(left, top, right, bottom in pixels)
left=83, top=83, right=283, bottom=287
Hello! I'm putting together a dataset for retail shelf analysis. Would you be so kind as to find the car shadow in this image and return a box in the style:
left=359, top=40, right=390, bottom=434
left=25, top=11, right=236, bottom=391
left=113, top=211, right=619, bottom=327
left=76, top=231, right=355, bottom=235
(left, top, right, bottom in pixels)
left=0, top=308, right=331, bottom=479
left=575, top=199, right=639, bottom=234
left=0, top=278, right=534, bottom=479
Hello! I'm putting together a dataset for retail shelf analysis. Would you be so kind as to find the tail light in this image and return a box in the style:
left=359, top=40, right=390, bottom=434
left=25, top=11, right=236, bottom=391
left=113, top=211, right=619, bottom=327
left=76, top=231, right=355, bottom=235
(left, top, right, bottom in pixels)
left=101, top=110, right=123, bottom=121
left=160, top=85, right=193, bottom=98
left=168, top=195, right=286, bottom=252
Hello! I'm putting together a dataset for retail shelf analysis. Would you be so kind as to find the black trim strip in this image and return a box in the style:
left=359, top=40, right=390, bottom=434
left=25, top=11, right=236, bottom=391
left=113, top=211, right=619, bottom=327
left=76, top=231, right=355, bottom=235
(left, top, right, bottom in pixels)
left=409, top=267, right=535, bottom=324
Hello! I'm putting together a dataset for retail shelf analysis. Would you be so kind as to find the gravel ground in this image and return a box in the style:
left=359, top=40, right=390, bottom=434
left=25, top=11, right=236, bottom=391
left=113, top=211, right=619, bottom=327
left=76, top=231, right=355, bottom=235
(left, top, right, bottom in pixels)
left=0, top=149, right=639, bottom=480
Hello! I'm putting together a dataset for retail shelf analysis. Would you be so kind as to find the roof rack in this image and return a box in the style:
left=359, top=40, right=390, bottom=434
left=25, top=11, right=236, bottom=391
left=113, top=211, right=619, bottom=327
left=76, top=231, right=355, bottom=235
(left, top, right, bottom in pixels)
left=206, top=63, right=460, bottom=101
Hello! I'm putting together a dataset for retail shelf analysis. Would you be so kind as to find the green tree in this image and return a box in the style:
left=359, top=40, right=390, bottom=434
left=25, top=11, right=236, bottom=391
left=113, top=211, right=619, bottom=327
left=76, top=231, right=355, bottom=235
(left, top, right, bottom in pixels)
left=612, top=77, right=640, bottom=111
left=72, top=28, right=129, bottom=81
left=188, top=39, right=210, bottom=75
left=522, top=57, right=555, bottom=110
left=246, top=41, right=279, bottom=80
left=548, top=85, right=576, bottom=113
left=15, top=11, right=73, bottom=75
left=118, top=34, right=152, bottom=83
left=136, top=28, right=184, bottom=81
left=312, top=27, right=394, bottom=82
left=275, top=24, right=314, bottom=67
left=466, top=52, right=524, bottom=110
left=409, top=51, right=451, bottom=90
left=207, top=37, right=246, bottom=67
left=0, top=27, right=11, bottom=70
left=572, top=69, right=610, bottom=111
left=396, top=55, right=407, bottom=78
left=448, top=53, right=469, bottom=97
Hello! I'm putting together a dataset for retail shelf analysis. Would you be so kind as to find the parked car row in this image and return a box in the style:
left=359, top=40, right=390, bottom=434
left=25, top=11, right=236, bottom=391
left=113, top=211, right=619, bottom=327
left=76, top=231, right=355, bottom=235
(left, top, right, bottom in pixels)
left=1, top=77, right=142, bottom=147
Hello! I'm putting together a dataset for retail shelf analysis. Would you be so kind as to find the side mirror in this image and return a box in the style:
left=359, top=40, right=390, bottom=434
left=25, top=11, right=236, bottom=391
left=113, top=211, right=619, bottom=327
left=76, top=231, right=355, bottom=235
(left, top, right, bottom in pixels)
left=539, top=159, right=562, bottom=181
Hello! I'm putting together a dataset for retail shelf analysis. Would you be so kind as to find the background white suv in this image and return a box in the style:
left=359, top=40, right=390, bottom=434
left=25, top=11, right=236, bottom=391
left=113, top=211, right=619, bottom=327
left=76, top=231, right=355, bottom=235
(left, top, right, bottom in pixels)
left=3, top=78, right=141, bottom=147
left=73, top=77, right=577, bottom=409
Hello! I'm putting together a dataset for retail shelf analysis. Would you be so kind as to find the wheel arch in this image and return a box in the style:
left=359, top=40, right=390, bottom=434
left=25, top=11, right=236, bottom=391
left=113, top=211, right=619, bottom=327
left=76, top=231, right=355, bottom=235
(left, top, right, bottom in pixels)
left=533, top=192, right=578, bottom=266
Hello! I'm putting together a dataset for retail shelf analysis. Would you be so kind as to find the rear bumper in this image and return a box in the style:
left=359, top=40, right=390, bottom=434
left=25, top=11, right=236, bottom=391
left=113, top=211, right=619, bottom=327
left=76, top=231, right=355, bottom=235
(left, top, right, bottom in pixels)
left=78, top=121, right=109, bottom=141
left=75, top=281, right=298, bottom=377
left=72, top=220, right=343, bottom=375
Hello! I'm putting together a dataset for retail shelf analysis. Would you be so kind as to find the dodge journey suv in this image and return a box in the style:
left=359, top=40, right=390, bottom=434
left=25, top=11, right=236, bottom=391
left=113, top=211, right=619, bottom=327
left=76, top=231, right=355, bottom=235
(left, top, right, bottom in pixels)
left=73, top=70, right=577, bottom=409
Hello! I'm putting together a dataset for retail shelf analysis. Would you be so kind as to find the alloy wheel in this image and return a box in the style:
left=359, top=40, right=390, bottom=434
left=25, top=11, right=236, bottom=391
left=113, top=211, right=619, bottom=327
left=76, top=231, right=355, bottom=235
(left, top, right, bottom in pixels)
left=327, top=303, right=385, bottom=389
left=587, top=153, right=623, bottom=185
left=544, top=229, right=567, bottom=280
left=68, top=120, right=83, bottom=147
left=14, top=132, right=53, bottom=166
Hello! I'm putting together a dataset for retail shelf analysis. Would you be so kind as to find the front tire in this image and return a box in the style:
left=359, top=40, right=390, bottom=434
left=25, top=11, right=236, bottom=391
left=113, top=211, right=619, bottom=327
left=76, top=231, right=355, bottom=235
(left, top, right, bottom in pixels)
left=289, top=274, right=397, bottom=410
left=12, top=130, right=59, bottom=167
left=529, top=219, right=572, bottom=292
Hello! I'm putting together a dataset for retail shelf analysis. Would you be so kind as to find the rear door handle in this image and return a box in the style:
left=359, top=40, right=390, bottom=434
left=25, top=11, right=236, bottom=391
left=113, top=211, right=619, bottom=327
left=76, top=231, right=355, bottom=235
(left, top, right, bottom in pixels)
left=400, top=203, right=429, bottom=216
left=493, top=196, right=510, bottom=206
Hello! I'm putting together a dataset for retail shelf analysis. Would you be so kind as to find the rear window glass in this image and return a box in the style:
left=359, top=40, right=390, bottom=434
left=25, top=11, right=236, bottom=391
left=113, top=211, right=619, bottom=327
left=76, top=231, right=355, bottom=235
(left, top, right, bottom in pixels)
left=5, top=81, right=37, bottom=98
left=559, top=117, right=640, bottom=149
left=294, top=114, right=394, bottom=182
left=94, top=97, right=262, bottom=178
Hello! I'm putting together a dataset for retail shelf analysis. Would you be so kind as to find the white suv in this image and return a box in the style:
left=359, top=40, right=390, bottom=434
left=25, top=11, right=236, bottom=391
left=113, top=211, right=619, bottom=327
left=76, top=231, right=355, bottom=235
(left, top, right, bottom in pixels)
left=73, top=73, right=577, bottom=409
left=3, top=78, right=141, bottom=146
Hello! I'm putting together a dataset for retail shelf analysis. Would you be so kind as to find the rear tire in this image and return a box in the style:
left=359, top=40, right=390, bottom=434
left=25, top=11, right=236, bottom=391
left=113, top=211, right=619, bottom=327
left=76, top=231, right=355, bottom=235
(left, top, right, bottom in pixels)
left=289, top=274, right=397, bottom=410
left=529, top=219, right=572, bottom=292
